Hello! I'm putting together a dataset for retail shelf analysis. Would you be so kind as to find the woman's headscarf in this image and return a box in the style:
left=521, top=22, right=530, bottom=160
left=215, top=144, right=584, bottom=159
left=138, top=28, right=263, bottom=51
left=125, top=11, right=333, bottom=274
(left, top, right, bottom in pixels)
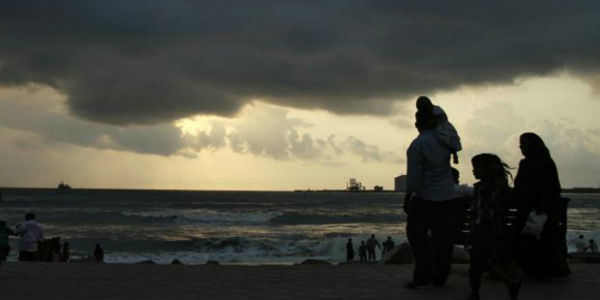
left=520, top=132, right=551, bottom=159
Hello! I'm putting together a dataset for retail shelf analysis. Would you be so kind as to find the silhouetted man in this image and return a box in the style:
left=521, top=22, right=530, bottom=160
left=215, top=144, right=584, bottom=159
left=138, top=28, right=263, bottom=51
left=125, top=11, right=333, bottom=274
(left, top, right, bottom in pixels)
left=452, top=167, right=473, bottom=198
left=382, top=236, right=395, bottom=256
left=588, top=239, right=599, bottom=252
left=62, top=242, right=70, bottom=262
left=366, top=234, right=381, bottom=262
left=346, top=238, right=355, bottom=262
left=94, top=243, right=104, bottom=262
left=16, top=212, right=44, bottom=261
left=404, top=101, right=457, bottom=289
left=359, top=241, right=367, bottom=262
left=575, top=235, right=586, bottom=252
left=0, top=220, right=17, bottom=262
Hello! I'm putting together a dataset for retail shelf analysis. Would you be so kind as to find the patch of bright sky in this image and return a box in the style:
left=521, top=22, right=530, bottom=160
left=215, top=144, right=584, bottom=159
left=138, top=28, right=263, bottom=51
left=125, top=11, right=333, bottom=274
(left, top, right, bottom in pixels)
left=164, top=72, right=600, bottom=189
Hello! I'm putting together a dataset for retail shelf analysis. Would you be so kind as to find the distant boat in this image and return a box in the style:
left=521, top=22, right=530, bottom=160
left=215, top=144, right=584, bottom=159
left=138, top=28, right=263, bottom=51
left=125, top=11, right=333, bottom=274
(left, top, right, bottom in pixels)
left=57, top=182, right=72, bottom=190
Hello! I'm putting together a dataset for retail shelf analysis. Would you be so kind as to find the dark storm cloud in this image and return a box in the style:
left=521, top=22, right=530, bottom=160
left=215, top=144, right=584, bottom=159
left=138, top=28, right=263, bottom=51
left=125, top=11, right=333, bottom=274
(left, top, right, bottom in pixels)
left=0, top=93, right=398, bottom=162
left=0, top=96, right=189, bottom=156
left=1, top=1, right=599, bottom=125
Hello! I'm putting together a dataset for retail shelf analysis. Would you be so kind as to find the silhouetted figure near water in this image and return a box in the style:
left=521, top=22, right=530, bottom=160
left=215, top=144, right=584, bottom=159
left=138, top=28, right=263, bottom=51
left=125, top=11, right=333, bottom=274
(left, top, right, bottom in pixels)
left=575, top=235, right=586, bottom=252
left=366, top=234, right=381, bottom=262
left=1, top=220, right=17, bottom=262
left=416, top=96, right=462, bottom=164
left=404, top=102, right=458, bottom=289
left=514, top=132, right=569, bottom=278
left=466, top=154, right=520, bottom=300
left=452, top=168, right=473, bottom=198
left=62, top=242, right=70, bottom=262
left=346, top=238, right=355, bottom=262
left=359, top=241, right=367, bottom=262
left=16, top=213, right=43, bottom=262
left=93, top=243, right=104, bottom=262
left=588, top=239, right=599, bottom=252
left=382, top=236, right=395, bottom=257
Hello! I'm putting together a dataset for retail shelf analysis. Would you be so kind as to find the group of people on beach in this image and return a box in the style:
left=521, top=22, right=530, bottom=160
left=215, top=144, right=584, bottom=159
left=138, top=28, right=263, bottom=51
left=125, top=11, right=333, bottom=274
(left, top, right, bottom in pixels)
left=0, top=212, right=104, bottom=263
left=0, top=213, right=44, bottom=263
left=575, top=234, right=598, bottom=253
left=345, top=235, right=395, bottom=263
left=403, top=96, right=569, bottom=300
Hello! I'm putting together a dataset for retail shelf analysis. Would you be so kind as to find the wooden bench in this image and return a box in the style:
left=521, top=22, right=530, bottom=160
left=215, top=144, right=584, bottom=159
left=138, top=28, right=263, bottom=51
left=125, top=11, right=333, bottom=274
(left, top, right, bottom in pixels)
left=454, top=197, right=569, bottom=246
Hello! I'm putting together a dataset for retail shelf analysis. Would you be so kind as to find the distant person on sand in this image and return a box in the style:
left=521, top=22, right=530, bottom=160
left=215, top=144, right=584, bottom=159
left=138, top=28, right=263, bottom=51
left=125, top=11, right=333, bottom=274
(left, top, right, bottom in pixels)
left=93, top=243, right=104, bottom=262
left=366, top=234, right=381, bottom=262
left=466, top=154, right=520, bottom=300
left=359, top=241, right=367, bottom=262
left=416, top=96, right=462, bottom=164
left=1, top=220, right=17, bottom=262
left=514, top=132, right=569, bottom=277
left=16, top=212, right=44, bottom=262
left=346, top=238, right=355, bottom=262
left=575, top=235, right=587, bottom=252
left=588, top=239, right=599, bottom=253
left=62, top=242, right=70, bottom=262
left=451, top=168, right=473, bottom=198
left=382, top=236, right=395, bottom=257
left=404, top=100, right=458, bottom=289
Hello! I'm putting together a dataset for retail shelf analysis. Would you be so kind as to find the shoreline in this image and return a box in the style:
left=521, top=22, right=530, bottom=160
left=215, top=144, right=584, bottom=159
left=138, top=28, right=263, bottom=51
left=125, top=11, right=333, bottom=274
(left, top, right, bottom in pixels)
left=3, top=187, right=600, bottom=193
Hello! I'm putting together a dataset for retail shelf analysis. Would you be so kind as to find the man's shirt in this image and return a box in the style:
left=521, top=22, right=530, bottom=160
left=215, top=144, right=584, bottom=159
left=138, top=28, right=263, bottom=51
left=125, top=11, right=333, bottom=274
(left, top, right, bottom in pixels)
left=406, top=129, right=454, bottom=201
left=16, top=220, right=43, bottom=252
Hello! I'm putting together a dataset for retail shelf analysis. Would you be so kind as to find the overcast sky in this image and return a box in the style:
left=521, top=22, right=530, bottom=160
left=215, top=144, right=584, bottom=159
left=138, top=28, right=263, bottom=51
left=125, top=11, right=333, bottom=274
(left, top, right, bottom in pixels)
left=1, top=1, right=599, bottom=189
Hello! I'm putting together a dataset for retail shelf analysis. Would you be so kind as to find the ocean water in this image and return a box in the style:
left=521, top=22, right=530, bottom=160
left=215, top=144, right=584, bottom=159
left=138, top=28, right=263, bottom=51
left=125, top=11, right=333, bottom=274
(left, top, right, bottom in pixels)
left=1, top=189, right=599, bottom=264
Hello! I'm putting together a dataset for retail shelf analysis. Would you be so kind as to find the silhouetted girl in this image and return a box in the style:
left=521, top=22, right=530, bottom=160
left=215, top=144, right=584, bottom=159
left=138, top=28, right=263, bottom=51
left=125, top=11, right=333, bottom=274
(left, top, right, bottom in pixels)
left=467, top=154, right=520, bottom=300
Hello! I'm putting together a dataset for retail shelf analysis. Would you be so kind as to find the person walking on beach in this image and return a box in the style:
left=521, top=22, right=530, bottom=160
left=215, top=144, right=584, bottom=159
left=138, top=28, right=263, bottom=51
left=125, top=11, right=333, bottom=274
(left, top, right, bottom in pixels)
left=93, top=243, right=104, bottom=262
left=346, top=238, right=355, bottom=262
left=16, top=212, right=44, bottom=262
left=404, top=99, right=458, bottom=289
left=588, top=239, right=599, bottom=252
left=382, top=236, right=395, bottom=256
left=466, top=154, right=521, bottom=300
left=359, top=241, right=367, bottom=262
left=575, top=235, right=587, bottom=252
left=452, top=168, right=473, bottom=198
left=514, top=132, right=569, bottom=278
left=366, top=234, right=381, bottom=262
left=1, top=220, right=17, bottom=262
left=61, top=242, right=70, bottom=262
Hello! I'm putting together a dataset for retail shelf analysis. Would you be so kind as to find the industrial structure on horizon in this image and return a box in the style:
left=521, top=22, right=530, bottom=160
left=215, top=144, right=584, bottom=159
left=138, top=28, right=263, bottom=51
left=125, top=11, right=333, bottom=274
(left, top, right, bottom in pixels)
left=346, top=178, right=364, bottom=192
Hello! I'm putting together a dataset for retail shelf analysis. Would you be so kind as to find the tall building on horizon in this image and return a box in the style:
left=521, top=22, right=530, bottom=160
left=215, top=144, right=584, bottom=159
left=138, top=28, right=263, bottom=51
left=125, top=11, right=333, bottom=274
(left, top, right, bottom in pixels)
left=394, top=175, right=407, bottom=192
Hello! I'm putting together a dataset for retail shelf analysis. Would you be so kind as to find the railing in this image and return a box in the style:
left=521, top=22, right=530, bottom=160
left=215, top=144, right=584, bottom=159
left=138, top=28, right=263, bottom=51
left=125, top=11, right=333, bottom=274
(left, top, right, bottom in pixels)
left=454, top=197, right=569, bottom=245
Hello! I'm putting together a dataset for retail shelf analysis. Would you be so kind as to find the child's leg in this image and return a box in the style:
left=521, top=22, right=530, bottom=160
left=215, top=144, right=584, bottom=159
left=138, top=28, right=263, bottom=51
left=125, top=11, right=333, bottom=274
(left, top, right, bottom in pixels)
left=469, top=248, right=488, bottom=296
left=488, top=259, right=521, bottom=300
left=468, top=230, right=494, bottom=298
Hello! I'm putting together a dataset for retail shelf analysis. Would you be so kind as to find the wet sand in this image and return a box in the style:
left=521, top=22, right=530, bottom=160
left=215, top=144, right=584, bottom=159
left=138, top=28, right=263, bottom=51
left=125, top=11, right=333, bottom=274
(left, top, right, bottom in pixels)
left=0, top=262, right=598, bottom=299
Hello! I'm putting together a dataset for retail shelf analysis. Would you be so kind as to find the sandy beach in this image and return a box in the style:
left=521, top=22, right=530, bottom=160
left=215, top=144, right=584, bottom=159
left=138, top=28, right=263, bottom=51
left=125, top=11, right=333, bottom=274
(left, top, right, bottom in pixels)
left=0, top=262, right=598, bottom=299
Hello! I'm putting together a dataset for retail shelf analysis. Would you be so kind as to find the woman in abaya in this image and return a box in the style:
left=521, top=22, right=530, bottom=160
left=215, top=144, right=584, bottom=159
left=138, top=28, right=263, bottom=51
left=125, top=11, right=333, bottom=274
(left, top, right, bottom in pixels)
left=514, top=132, right=569, bottom=278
